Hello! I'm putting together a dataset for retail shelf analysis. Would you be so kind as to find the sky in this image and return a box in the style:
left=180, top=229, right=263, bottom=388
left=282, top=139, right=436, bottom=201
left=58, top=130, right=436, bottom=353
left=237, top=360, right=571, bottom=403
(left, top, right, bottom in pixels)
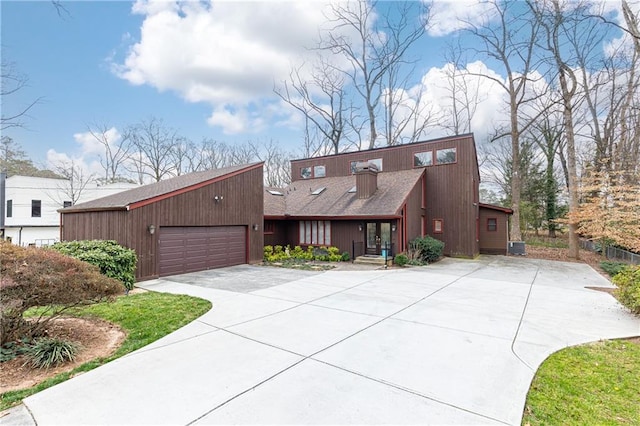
left=0, top=0, right=631, bottom=178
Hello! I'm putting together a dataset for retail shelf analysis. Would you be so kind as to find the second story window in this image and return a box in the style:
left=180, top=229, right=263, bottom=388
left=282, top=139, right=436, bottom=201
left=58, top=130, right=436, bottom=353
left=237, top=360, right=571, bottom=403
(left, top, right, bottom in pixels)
left=6, top=200, right=12, bottom=218
left=301, top=167, right=312, bottom=179
left=314, top=165, right=326, bottom=178
left=63, top=201, right=72, bottom=208
left=436, top=148, right=457, bottom=165
left=31, top=200, right=41, bottom=218
left=414, top=151, right=433, bottom=167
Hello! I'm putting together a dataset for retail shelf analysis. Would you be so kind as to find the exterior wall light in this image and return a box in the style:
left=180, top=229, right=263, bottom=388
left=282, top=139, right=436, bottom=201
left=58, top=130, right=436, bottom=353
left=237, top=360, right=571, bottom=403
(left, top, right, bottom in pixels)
left=392, top=223, right=397, bottom=232
left=252, top=224, right=259, bottom=231
left=358, top=223, right=363, bottom=231
left=214, top=195, right=224, bottom=203
left=148, top=224, right=156, bottom=235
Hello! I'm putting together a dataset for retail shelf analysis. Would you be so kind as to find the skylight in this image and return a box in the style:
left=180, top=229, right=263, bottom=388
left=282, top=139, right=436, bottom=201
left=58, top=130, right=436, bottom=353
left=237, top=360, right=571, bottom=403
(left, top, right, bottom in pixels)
left=267, top=190, right=284, bottom=196
left=348, top=186, right=356, bottom=193
left=311, top=187, right=326, bottom=195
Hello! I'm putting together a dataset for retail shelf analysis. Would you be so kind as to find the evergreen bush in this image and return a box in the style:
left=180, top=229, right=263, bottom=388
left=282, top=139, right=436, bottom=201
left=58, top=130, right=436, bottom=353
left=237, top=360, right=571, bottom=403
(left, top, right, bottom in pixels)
left=50, top=240, right=137, bottom=291
left=409, top=236, right=445, bottom=264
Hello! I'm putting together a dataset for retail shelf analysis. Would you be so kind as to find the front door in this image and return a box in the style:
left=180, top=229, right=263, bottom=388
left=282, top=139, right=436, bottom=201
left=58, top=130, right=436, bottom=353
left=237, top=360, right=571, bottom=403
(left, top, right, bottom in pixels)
left=366, top=222, right=391, bottom=255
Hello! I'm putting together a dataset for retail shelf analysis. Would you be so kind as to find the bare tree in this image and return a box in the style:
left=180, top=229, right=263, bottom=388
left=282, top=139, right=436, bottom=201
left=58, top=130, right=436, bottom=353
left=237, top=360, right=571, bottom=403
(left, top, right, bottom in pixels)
left=439, top=42, right=484, bottom=135
left=170, top=139, right=202, bottom=176
left=84, top=124, right=132, bottom=184
left=528, top=0, right=614, bottom=258
left=319, top=0, right=429, bottom=149
left=1, top=62, right=42, bottom=131
left=254, top=139, right=292, bottom=187
left=275, top=58, right=349, bottom=155
left=51, top=159, right=95, bottom=205
left=127, top=117, right=183, bottom=182
left=464, top=0, right=543, bottom=242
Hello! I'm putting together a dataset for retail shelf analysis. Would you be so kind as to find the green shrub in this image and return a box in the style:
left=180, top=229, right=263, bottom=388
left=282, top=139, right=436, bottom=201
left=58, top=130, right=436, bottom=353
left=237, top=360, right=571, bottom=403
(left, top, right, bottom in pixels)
left=341, top=252, right=350, bottom=262
left=24, top=338, right=80, bottom=369
left=394, top=254, right=409, bottom=267
left=50, top=240, right=137, bottom=291
left=409, top=236, right=444, bottom=264
left=264, top=245, right=274, bottom=259
left=613, top=266, right=640, bottom=314
left=0, top=242, right=122, bottom=345
left=600, top=261, right=628, bottom=277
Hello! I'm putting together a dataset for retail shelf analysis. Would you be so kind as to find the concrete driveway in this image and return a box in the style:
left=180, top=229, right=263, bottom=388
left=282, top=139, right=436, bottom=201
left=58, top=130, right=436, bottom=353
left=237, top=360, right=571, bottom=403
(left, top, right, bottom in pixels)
left=6, top=257, right=639, bottom=425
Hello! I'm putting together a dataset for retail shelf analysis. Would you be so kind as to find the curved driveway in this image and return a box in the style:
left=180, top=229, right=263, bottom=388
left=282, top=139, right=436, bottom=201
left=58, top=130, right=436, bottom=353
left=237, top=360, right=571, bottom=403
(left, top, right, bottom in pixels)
left=9, top=257, right=640, bottom=425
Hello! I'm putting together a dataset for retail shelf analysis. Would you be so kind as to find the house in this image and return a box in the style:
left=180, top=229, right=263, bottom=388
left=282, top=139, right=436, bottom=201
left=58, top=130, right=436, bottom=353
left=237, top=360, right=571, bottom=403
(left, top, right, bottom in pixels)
left=58, top=163, right=264, bottom=281
left=0, top=174, right=139, bottom=247
left=265, top=134, right=512, bottom=258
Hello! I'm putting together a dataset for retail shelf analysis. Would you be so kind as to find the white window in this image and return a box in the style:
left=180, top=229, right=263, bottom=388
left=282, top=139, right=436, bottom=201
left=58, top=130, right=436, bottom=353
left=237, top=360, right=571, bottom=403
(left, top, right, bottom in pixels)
left=369, top=158, right=383, bottom=171
left=301, top=167, right=312, bottom=179
left=299, top=220, right=331, bottom=245
left=314, top=165, right=326, bottom=178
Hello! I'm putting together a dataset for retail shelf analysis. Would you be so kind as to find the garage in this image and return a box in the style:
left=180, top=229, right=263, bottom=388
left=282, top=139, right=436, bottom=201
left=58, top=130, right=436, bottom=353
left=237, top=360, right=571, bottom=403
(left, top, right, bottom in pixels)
left=59, top=163, right=264, bottom=281
left=159, top=226, right=246, bottom=276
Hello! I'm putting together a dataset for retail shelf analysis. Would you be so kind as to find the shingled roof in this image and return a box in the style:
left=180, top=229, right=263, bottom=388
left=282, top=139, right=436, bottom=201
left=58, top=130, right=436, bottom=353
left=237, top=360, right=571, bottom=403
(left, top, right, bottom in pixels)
left=265, top=168, right=424, bottom=218
left=61, top=163, right=263, bottom=213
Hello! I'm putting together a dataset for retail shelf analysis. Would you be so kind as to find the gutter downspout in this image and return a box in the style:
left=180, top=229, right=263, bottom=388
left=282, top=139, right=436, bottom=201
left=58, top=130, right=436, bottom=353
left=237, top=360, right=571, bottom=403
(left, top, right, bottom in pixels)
left=0, top=172, right=5, bottom=238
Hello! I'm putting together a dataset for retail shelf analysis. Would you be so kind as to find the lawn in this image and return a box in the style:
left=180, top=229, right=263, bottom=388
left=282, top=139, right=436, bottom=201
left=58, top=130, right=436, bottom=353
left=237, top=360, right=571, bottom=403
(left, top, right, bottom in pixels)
left=0, top=292, right=211, bottom=411
left=522, top=339, right=640, bottom=425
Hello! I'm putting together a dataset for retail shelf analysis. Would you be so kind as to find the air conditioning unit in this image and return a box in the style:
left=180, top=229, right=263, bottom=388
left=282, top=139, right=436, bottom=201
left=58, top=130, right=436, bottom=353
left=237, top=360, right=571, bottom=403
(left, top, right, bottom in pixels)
left=508, top=241, right=526, bottom=255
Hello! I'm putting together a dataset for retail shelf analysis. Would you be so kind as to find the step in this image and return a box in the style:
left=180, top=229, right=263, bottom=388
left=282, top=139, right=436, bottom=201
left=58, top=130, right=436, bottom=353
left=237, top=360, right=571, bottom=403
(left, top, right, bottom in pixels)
left=354, top=256, right=392, bottom=266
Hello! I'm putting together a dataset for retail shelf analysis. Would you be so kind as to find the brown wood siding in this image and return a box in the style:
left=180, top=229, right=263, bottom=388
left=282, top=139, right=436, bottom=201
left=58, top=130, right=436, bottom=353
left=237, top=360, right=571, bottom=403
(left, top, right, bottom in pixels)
left=479, top=207, right=509, bottom=255
left=403, top=177, right=425, bottom=252
left=328, top=221, right=365, bottom=256
left=264, top=220, right=288, bottom=247
left=355, top=169, right=378, bottom=199
left=289, top=136, right=480, bottom=258
left=61, top=166, right=264, bottom=281
left=291, top=135, right=479, bottom=181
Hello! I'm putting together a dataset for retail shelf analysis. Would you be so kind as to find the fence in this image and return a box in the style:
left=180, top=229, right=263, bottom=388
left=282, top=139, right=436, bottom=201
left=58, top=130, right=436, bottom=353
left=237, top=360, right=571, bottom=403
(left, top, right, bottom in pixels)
left=579, top=239, right=640, bottom=265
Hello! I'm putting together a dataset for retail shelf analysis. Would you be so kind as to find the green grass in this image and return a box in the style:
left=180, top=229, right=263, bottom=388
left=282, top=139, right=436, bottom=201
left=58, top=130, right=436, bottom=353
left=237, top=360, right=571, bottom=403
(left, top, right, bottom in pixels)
left=0, top=292, right=211, bottom=411
left=523, top=339, right=640, bottom=425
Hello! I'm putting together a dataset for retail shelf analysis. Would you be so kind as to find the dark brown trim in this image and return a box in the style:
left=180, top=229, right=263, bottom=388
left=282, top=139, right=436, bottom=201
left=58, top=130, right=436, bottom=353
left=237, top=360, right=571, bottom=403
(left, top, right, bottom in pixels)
left=479, top=203, right=513, bottom=214
left=59, top=206, right=128, bottom=213
left=128, top=163, right=264, bottom=210
left=284, top=214, right=403, bottom=220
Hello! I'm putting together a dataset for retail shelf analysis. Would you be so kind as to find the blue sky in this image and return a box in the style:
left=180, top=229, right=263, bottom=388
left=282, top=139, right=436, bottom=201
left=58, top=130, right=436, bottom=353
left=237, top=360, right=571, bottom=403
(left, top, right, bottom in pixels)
left=0, top=0, right=629, bottom=177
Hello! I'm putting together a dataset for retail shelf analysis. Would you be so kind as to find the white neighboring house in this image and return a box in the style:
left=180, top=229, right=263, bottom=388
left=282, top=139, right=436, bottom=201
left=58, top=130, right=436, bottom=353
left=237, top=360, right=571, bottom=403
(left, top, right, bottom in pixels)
left=1, top=175, right=139, bottom=247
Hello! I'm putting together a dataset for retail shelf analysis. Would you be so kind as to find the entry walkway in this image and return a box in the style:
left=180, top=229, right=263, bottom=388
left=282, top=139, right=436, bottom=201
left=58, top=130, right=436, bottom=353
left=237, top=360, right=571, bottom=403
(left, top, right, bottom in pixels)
left=5, top=257, right=639, bottom=425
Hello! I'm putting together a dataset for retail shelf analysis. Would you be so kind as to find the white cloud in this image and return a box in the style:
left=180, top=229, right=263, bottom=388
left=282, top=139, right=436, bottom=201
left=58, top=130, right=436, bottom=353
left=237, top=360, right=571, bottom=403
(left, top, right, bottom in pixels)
left=428, top=0, right=496, bottom=37
left=113, top=0, right=342, bottom=134
left=72, top=127, right=122, bottom=156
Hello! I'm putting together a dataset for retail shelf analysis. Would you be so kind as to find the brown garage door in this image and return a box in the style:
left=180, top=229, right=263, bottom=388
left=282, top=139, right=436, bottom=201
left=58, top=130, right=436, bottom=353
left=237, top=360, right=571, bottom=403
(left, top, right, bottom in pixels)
left=158, top=226, right=246, bottom=276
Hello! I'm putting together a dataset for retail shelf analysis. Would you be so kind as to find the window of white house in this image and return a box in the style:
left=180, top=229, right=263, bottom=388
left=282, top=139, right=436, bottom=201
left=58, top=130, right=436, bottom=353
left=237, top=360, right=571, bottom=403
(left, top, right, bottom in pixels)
left=314, top=165, right=326, bottom=178
left=433, top=218, right=443, bottom=234
left=299, top=220, right=331, bottom=245
left=63, top=201, right=72, bottom=208
left=301, top=167, right=312, bottom=179
left=31, top=200, right=41, bottom=218
left=6, top=200, right=12, bottom=218
left=436, top=148, right=456, bottom=165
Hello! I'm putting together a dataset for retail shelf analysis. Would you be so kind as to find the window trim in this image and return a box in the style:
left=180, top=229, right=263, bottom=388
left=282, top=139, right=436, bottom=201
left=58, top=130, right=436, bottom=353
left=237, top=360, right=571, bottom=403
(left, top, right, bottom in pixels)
left=313, top=165, right=326, bottom=178
left=433, top=218, right=443, bottom=234
left=301, top=165, right=327, bottom=179
left=31, top=200, right=42, bottom=218
left=299, top=220, right=331, bottom=246
left=487, top=217, right=498, bottom=232
left=435, top=147, right=457, bottom=165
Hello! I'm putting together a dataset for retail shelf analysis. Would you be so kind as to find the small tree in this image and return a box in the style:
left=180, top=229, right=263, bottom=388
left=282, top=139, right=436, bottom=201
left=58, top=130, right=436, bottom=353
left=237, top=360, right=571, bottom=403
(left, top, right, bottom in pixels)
left=0, top=242, right=122, bottom=345
left=566, top=170, right=640, bottom=253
